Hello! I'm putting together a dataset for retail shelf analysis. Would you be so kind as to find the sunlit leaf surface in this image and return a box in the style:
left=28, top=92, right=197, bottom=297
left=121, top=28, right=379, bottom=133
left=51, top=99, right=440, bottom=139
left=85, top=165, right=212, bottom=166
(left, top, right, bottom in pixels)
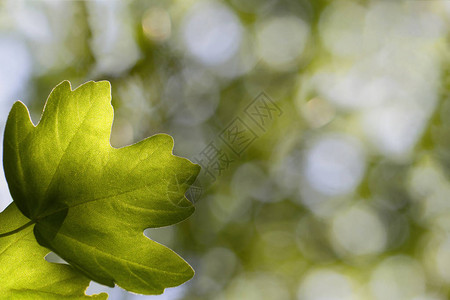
left=0, top=203, right=107, bottom=299
left=3, top=81, right=199, bottom=295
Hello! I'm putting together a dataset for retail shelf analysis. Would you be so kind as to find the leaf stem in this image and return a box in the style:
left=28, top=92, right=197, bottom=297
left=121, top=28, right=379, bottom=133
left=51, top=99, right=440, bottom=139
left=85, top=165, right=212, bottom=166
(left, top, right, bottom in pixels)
left=0, top=220, right=36, bottom=238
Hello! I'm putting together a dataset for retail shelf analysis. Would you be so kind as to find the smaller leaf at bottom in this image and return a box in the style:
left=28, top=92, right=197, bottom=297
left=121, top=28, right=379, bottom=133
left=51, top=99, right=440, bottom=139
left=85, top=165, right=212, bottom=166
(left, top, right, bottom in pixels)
left=0, top=203, right=107, bottom=300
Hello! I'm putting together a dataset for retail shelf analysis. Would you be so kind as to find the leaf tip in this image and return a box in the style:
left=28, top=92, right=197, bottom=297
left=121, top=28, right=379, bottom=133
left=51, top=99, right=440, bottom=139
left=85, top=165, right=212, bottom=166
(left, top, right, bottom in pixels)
left=54, top=80, right=72, bottom=91
left=5, top=100, right=35, bottom=130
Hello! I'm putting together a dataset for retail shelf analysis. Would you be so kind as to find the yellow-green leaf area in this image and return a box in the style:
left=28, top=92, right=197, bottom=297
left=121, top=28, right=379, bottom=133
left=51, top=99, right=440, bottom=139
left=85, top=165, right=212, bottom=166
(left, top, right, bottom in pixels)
left=2, top=81, right=200, bottom=295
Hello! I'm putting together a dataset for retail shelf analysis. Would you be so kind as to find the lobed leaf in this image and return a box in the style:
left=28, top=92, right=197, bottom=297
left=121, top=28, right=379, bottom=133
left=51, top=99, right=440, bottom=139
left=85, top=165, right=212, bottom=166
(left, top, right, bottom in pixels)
left=2, top=81, right=200, bottom=295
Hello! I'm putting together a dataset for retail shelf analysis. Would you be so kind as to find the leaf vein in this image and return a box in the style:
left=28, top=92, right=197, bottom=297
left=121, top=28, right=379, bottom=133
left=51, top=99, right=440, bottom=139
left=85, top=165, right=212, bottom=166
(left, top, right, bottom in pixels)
left=57, top=231, right=187, bottom=277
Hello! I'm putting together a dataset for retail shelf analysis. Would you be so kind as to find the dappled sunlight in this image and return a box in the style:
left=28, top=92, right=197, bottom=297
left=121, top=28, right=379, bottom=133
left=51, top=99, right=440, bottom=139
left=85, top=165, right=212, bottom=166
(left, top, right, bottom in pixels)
left=182, top=2, right=242, bottom=66
left=331, top=203, right=387, bottom=257
left=256, top=15, right=310, bottom=71
left=304, top=134, right=366, bottom=196
left=297, top=269, right=359, bottom=300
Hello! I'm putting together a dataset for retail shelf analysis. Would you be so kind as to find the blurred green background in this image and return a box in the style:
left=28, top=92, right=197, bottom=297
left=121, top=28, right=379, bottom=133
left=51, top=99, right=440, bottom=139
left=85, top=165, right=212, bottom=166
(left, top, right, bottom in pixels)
left=1, top=0, right=450, bottom=299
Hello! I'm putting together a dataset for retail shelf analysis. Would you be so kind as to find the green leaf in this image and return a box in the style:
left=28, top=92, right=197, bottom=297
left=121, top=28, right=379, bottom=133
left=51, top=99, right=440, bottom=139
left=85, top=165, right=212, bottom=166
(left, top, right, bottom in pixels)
left=3, top=81, right=200, bottom=295
left=0, top=202, right=107, bottom=299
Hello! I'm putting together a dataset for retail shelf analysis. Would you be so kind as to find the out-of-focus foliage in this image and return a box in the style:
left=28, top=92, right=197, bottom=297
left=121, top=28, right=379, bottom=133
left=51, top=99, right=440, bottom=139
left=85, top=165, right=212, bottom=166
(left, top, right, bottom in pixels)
left=0, top=0, right=450, bottom=299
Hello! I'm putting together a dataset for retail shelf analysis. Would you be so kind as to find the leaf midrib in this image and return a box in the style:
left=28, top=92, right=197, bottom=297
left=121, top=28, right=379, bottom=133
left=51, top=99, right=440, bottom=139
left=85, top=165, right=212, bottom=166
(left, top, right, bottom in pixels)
left=36, top=183, right=188, bottom=222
